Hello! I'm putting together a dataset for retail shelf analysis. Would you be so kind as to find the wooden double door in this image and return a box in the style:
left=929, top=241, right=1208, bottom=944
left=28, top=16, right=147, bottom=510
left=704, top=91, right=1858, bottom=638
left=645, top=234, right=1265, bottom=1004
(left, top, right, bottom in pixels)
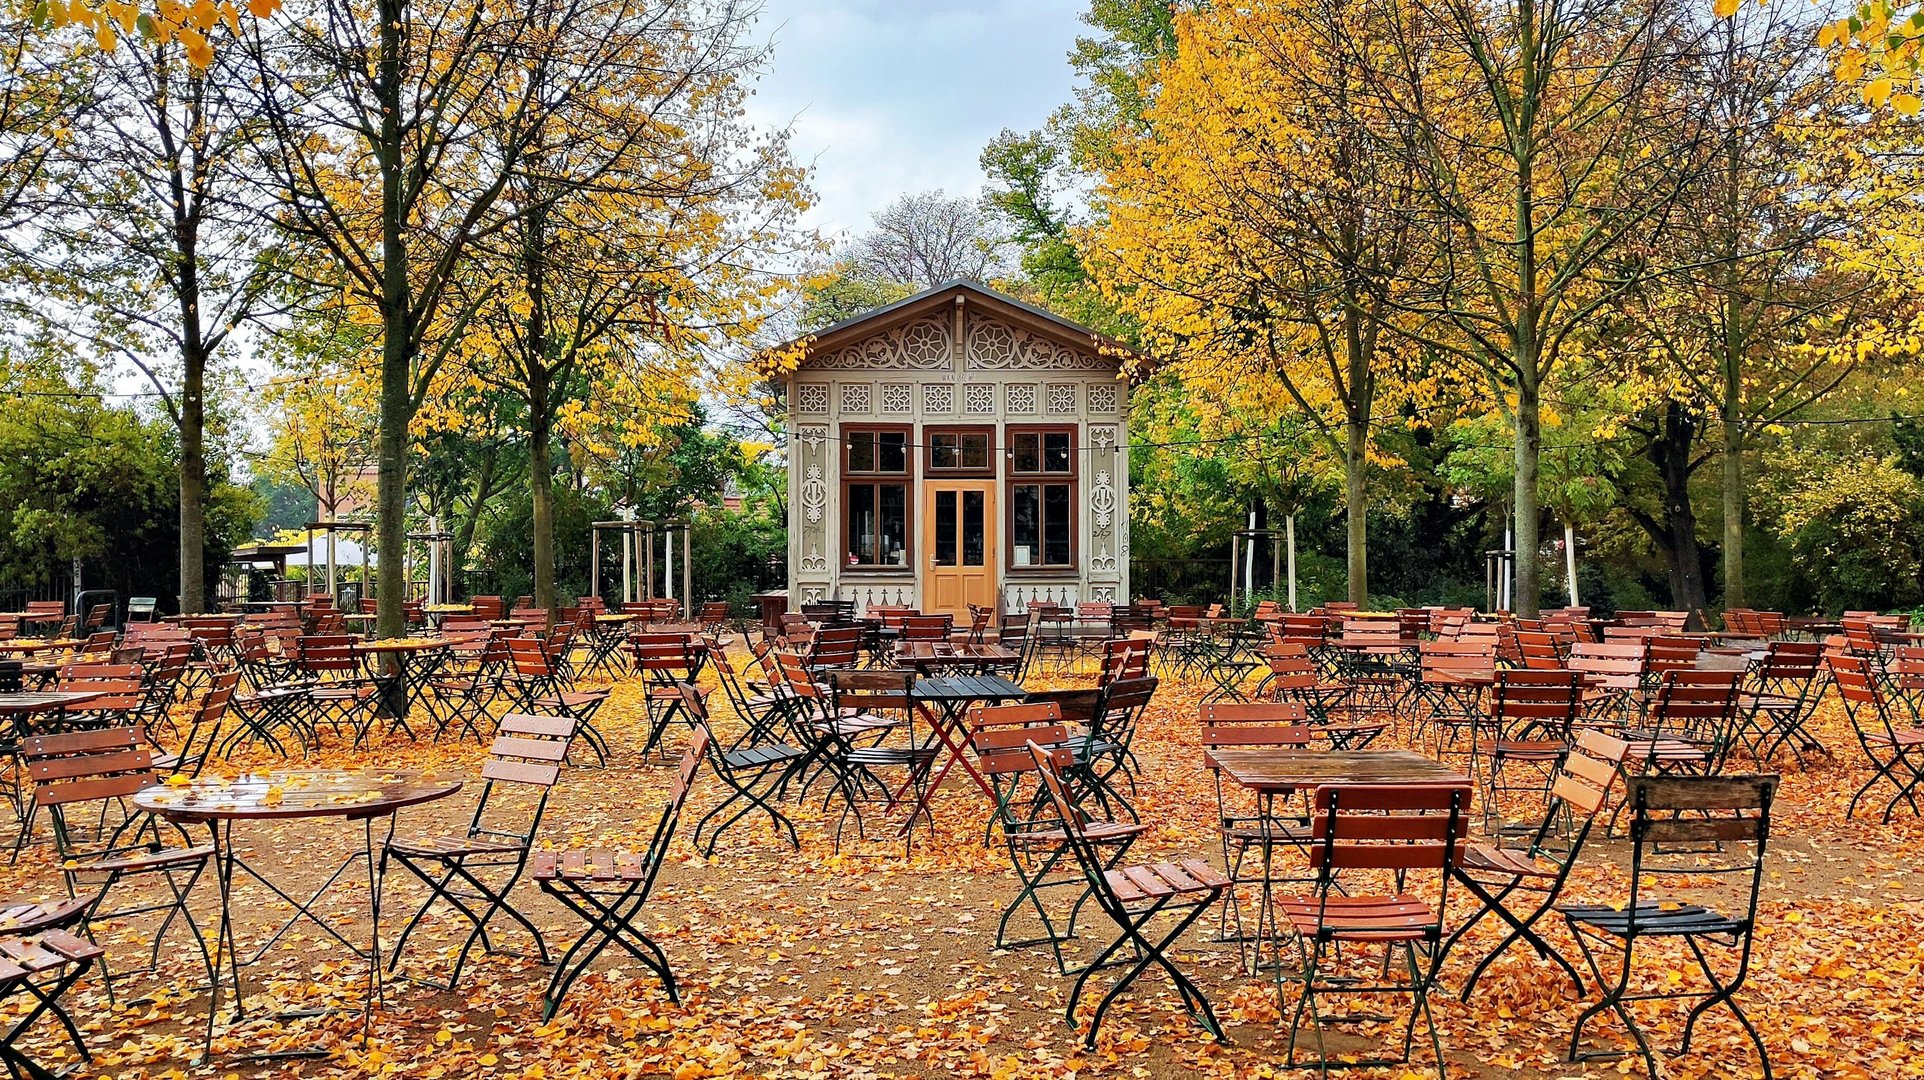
left=923, top=480, right=998, bottom=622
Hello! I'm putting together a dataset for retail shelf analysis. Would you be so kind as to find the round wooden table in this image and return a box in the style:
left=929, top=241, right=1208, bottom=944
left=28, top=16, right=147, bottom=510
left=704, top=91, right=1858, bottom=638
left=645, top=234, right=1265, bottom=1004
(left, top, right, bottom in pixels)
left=133, top=769, right=461, bottom=1059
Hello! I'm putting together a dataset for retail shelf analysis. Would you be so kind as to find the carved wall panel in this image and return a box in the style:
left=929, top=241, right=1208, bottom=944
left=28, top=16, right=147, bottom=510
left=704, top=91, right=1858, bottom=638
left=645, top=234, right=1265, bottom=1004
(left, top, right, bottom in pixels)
left=813, top=317, right=953, bottom=370
left=965, top=316, right=1107, bottom=371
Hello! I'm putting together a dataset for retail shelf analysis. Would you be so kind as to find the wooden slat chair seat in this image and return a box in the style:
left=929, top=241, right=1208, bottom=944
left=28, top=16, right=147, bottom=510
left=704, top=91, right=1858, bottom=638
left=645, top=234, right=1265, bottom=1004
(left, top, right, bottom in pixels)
left=0, top=928, right=105, bottom=1078
left=1437, top=730, right=1626, bottom=1001
left=534, top=730, right=705, bottom=1019
left=1559, top=775, right=1778, bottom=1080
left=1273, top=784, right=1470, bottom=1078
left=21, top=728, right=215, bottom=1015
left=971, top=711, right=1144, bottom=975
left=382, top=713, right=578, bottom=992
left=682, top=684, right=802, bottom=856
left=1024, top=740, right=1227, bottom=1050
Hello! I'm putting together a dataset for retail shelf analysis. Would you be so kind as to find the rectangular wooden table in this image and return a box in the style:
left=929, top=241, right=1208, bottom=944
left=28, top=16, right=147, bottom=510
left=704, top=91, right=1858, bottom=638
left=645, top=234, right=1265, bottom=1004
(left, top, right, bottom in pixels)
left=1207, top=747, right=1469, bottom=791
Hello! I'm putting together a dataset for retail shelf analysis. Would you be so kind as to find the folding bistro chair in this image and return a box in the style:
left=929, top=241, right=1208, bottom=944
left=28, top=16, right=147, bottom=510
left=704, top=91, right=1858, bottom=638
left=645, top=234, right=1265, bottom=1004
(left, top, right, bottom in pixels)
left=293, top=634, right=379, bottom=746
left=1827, top=652, right=1924, bottom=821
left=0, top=930, right=104, bottom=1080
left=150, top=668, right=238, bottom=777
left=24, top=728, right=215, bottom=1004
left=683, top=684, right=803, bottom=856
left=1440, top=730, right=1625, bottom=1001
left=1560, top=774, right=1778, bottom=1080
left=627, top=632, right=704, bottom=760
left=1067, top=676, right=1156, bottom=819
left=1734, top=640, right=1826, bottom=763
left=382, top=714, right=578, bottom=991
left=1197, top=702, right=1312, bottom=961
left=533, top=730, right=706, bottom=1019
left=1025, top=741, right=1229, bottom=1051
left=1275, top=784, right=1470, bottom=1078
left=972, top=705, right=1145, bottom=975
left=506, top=640, right=610, bottom=764
left=1476, top=668, right=1583, bottom=830
left=1618, top=669, right=1739, bottom=779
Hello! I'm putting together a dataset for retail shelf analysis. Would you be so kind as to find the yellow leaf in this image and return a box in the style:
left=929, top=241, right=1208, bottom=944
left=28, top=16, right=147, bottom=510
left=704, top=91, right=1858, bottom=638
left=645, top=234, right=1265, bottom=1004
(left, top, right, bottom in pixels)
left=1894, top=92, right=1922, bottom=117
left=1712, top=0, right=1740, bottom=17
left=1867, top=76, right=1895, bottom=108
left=478, top=1054, right=497, bottom=1067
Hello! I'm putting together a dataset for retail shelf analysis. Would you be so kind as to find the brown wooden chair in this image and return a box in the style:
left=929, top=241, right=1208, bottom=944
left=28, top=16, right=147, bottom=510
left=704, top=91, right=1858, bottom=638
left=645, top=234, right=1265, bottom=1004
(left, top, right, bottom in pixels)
left=0, top=929, right=105, bottom=1078
left=1477, top=669, right=1583, bottom=832
left=1025, top=740, right=1228, bottom=1050
left=383, top=714, right=578, bottom=991
left=534, top=729, right=706, bottom=1019
left=505, top=639, right=609, bottom=764
left=1275, top=784, right=1470, bottom=1078
left=23, top=728, right=215, bottom=1006
left=1829, top=652, right=1924, bottom=821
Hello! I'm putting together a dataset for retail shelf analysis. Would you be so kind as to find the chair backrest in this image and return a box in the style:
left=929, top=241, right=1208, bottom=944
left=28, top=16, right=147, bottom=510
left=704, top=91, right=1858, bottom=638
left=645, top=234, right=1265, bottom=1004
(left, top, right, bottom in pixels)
left=161, top=668, right=241, bottom=777
left=973, top=722, right=1072, bottom=777
left=698, top=601, right=730, bottom=628
left=968, top=699, right=1062, bottom=734
left=1491, top=668, right=1583, bottom=734
left=1099, top=637, right=1150, bottom=683
left=1419, top=640, right=1495, bottom=681
left=1650, top=668, right=1741, bottom=741
left=900, top=615, right=953, bottom=643
left=636, top=724, right=709, bottom=893
left=1339, top=616, right=1402, bottom=648
left=1644, top=635, right=1702, bottom=679
left=1617, top=774, right=1777, bottom=937
left=25, top=727, right=156, bottom=842
left=508, top=638, right=558, bottom=678
left=1198, top=700, right=1311, bottom=751
left=629, top=632, right=696, bottom=676
left=807, top=624, right=864, bottom=668
left=1753, top=639, right=1822, bottom=683
left=1304, top=783, right=1469, bottom=886
left=1514, top=629, right=1566, bottom=669
left=470, top=595, right=505, bottom=620
left=297, top=634, right=362, bottom=675
left=997, top=611, right=1031, bottom=653
left=56, top=664, right=144, bottom=714
left=1569, top=640, right=1647, bottom=687
left=829, top=669, right=913, bottom=716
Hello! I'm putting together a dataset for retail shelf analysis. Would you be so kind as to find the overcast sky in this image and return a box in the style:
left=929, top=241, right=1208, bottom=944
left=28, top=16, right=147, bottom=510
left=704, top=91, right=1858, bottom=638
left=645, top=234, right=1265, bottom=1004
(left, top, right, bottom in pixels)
left=746, top=0, right=1088, bottom=243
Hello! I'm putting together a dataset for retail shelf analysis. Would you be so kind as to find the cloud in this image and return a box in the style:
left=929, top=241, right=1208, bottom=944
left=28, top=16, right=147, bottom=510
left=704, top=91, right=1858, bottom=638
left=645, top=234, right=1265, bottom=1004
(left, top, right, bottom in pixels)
left=745, top=0, right=1084, bottom=241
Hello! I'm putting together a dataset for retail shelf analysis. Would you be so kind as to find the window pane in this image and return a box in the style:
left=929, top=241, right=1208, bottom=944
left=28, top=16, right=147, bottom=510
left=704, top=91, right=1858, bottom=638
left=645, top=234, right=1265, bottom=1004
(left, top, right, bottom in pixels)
left=1044, top=483, right=1071, bottom=565
left=1013, top=433, right=1040, bottom=474
left=877, top=431, right=908, bottom=473
left=1044, top=433, right=1071, bottom=473
left=960, top=433, right=990, bottom=470
left=963, top=490, right=985, bottom=566
left=934, top=490, right=957, bottom=566
left=1011, top=485, right=1038, bottom=567
left=848, top=431, right=874, bottom=473
left=849, top=483, right=875, bottom=563
left=930, top=433, right=957, bottom=470
left=879, top=483, right=907, bottom=565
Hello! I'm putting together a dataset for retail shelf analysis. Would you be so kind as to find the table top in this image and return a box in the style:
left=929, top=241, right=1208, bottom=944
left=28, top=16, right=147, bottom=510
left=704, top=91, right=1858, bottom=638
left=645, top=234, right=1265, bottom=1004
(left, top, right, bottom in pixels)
left=595, top=613, right=640, bottom=623
left=133, top=768, right=462, bottom=822
left=1208, top=748, right=1469, bottom=792
left=423, top=604, right=474, bottom=613
left=0, top=640, right=83, bottom=655
left=913, top=673, right=1027, bottom=702
left=897, top=642, right=1019, bottom=664
left=0, top=690, right=105, bottom=713
left=354, top=638, right=449, bottom=654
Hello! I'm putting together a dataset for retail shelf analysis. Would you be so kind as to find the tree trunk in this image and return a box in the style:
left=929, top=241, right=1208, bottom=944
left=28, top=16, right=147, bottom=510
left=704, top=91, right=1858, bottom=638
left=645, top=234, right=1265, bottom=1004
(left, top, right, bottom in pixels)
left=1512, top=372, right=1542, bottom=617
left=530, top=383, right=556, bottom=613
left=1721, top=385, right=1745, bottom=610
left=178, top=366, right=206, bottom=613
left=1344, top=415, right=1368, bottom=606
left=1634, top=403, right=1709, bottom=612
left=373, top=0, right=409, bottom=641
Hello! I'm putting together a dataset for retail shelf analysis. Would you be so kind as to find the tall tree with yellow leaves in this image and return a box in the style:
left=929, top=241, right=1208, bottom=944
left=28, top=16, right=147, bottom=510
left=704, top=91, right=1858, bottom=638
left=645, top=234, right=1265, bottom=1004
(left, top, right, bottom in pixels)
left=1358, top=0, right=1703, bottom=614
left=458, top=9, right=808, bottom=611
left=1091, top=0, right=1427, bottom=605
left=245, top=0, right=784, bottom=634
